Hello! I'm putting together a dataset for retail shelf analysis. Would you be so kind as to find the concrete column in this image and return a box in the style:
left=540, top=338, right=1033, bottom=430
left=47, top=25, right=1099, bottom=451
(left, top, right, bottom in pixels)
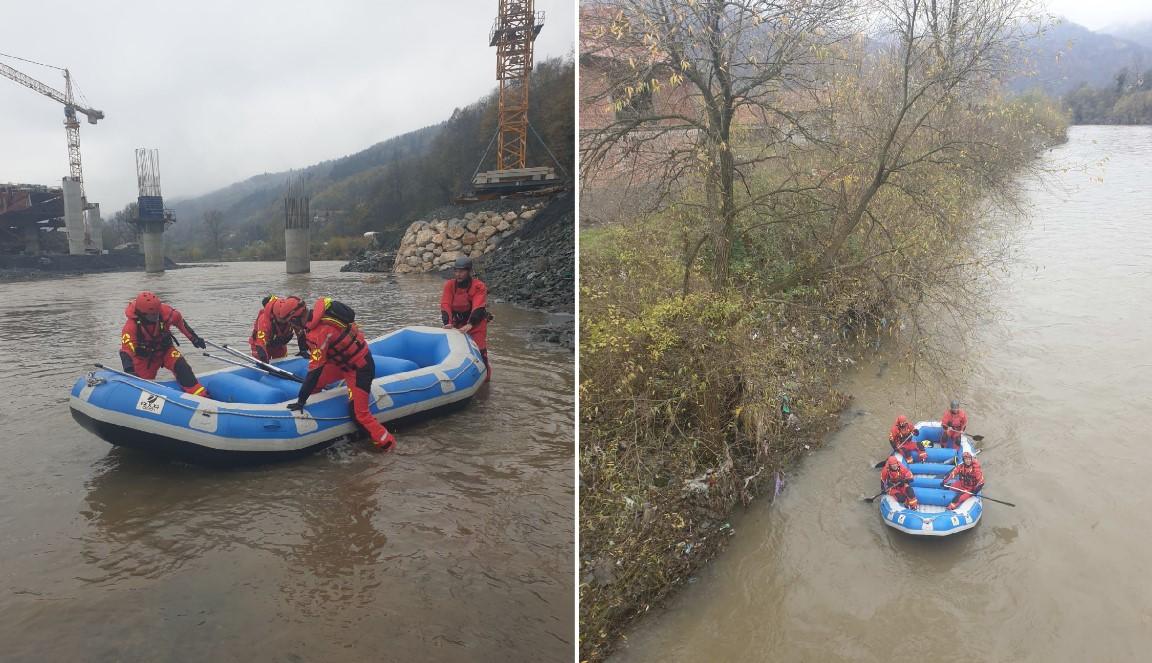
left=62, top=178, right=86, bottom=255
left=285, top=226, right=310, bottom=274
left=142, top=223, right=165, bottom=273
left=23, top=224, right=41, bottom=255
left=87, top=203, right=104, bottom=253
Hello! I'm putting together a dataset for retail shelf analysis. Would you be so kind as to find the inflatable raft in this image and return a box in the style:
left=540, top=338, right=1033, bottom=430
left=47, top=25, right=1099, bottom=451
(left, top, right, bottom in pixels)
left=69, top=326, right=487, bottom=463
left=878, top=421, right=982, bottom=536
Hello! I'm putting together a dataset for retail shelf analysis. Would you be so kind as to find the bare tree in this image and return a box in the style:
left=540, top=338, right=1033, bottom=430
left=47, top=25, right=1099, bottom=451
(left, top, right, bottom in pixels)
left=203, top=210, right=225, bottom=259
left=581, top=0, right=854, bottom=288
left=769, top=0, right=1044, bottom=293
left=104, top=202, right=139, bottom=249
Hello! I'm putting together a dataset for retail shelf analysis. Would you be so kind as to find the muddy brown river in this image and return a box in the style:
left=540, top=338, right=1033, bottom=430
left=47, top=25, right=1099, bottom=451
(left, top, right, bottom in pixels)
left=0, top=262, right=573, bottom=661
left=611, top=126, right=1152, bottom=662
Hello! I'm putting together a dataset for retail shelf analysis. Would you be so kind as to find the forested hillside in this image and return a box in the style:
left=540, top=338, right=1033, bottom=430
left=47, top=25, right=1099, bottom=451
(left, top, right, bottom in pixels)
left=1064, top=67, right=1152, bottom=123
left=106, top=57, right=573, bottom=261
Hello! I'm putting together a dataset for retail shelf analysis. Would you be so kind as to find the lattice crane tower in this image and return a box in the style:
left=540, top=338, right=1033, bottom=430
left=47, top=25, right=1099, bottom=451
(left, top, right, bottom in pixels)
left=490, top=1, right=544, bottom=171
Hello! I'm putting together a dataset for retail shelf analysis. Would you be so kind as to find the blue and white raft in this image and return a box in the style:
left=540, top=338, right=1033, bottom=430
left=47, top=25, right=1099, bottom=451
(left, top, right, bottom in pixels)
left=879, top=421, right=982, bottom=536
left=69, top=326, right=487, bottom=463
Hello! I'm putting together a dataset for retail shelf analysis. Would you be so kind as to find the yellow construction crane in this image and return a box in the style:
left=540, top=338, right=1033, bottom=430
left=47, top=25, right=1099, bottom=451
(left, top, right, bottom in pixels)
left=491, top=0, right=544, bottom=171
left=458, top=1, right=561, bottom=202
left=0, top=57, right=104, bottom=202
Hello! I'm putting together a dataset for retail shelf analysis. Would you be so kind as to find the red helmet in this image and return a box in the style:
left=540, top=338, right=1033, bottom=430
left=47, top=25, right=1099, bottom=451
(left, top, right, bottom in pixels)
left=135, top=291, right=161, bottom=321
left=887, top=457, right=902, bottom=471
left=896, top=415, right=909, bottom=426
left=271, top=296, right=306, bottom=324
left=962, top=451, right=974, bottom=463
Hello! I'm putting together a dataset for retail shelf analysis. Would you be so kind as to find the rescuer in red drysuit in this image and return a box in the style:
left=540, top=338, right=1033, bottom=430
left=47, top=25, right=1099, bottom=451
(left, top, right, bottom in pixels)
left=249, top=295, right=309, bottom=362
left=942, top=451, right=984, bottom=510
left=286, top=297, right=395, bottom=451
left=889, top=415, right=927, bottom=463
left=118, top=291, right=210, bottom=397
left=881, top=457, right=920, bottom=510
left=441, top=256, right=492, bottom=383
left=940, top=399, right=968, bottom=451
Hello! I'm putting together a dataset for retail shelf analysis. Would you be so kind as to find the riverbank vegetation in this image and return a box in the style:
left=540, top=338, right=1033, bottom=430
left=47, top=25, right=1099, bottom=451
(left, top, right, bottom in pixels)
left=579, top=0, right=1067, bottom=659
left=1064, top=67, right=1152, bottom=124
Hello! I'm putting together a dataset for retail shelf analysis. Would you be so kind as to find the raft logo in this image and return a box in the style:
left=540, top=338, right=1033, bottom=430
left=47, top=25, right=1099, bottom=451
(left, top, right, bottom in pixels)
left=135, top=391, right=165, bottom=415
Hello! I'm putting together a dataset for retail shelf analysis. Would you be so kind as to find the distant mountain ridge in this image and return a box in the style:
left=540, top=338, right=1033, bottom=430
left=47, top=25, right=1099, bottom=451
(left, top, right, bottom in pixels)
left=162, top=57, right=574, bottom=260
left=1106, top=19, right=1152, bottom=50
left=1010, top=19, right=1151, bottom=95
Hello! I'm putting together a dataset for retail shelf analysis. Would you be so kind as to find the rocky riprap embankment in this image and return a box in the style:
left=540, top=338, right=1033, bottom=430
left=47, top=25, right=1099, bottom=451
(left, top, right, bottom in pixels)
left=478, top=192, right=574, bottom=313
left=339, top=250, right=395, bottom=273
left=392, top=203, right=546, bottom=274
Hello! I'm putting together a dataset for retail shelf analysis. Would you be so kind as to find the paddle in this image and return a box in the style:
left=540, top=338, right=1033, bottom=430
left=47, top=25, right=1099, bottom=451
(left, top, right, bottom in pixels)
left=944, top=448, right=982, bottom=465
left=203, top=340, right=304, bottom=383
left=941, top=422, right=985, bottom=442
left=941, top=484, right=1016, bottom=507
left=861, top=478, right=911, bottom=503
left=872, top=433, right=988, bottom=468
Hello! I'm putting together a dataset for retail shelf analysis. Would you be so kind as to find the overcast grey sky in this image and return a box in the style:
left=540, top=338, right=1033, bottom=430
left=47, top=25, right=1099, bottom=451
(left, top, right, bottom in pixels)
left=1044, top=0, right=1152, bottom=30
left=1, top=0, right=574, bottom=212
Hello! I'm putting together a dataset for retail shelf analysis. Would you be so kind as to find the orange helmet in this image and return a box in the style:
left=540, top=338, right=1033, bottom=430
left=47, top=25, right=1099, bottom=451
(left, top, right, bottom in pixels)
left=896, top=415, right=909, bottom=427
left=135, top=291, right=161, bottom=321
left=271, top=296, right=306, bottom=324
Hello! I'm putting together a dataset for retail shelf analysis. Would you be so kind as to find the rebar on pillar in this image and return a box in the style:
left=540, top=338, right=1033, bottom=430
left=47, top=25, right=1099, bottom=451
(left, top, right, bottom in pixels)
left=62, top=178, right=86, bottom=254
left=284, top=176, right=310, bottom=274
left=136, top=148, right=167, bottom=273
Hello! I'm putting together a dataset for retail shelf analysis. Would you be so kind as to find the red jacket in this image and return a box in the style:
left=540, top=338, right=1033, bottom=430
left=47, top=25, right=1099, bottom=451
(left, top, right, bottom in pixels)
left=441, top=277, right=487, bottom=327
left=881, top=463, right=914, bottom=492
left=250, top=297, right=306, bottom=355
left=305, top=315, right=369, bottom=372
left=889, top=421, right=915, bottom=448
left=945, top=460, right=984, bottom=492
left=941, top=409, right=968, bottom=434
left=120, top=301, right=197, bottom=358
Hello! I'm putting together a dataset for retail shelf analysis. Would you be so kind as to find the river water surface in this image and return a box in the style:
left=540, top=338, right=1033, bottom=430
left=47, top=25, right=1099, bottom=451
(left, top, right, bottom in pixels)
left=0, top=261, right=573, bottom=661
left=611, top=125, right=1152, bottom=662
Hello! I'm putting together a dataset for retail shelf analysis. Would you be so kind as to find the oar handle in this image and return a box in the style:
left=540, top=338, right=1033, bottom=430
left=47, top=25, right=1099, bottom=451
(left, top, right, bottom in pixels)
left=942, top=484, right=1015, bottom=507
left=204, top=340, right=303, bottom=383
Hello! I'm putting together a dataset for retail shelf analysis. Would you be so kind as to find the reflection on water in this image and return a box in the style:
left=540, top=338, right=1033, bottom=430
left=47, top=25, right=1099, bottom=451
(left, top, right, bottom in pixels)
left=612, top=126, right=1152, bottom=662
left=0, top=262, right=573, bottom=661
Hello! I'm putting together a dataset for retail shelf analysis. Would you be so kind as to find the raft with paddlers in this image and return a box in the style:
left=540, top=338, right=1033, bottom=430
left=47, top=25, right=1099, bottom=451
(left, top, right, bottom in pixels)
left=866, top=421, right=991, bottom=536
left=69, top=326, right=487, bottom=464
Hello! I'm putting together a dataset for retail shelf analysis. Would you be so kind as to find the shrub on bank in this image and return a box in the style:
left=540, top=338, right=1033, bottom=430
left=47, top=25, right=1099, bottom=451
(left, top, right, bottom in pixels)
left=580, top=229, right=856, bottom=660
